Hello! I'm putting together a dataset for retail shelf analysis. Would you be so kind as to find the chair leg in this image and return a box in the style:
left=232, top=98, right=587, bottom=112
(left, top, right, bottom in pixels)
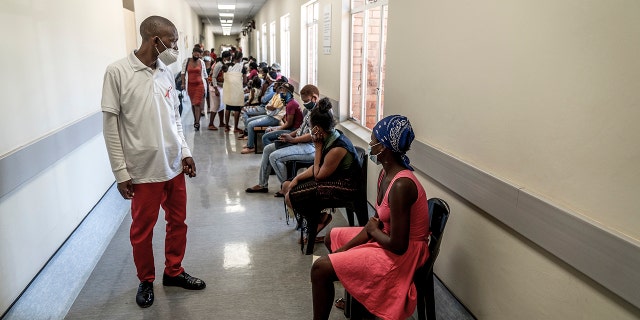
left=305, top=218, right=319, bottom=255
left=346, top=208, right=355, bottom=227
left=425, top=270, right=436, bottom=320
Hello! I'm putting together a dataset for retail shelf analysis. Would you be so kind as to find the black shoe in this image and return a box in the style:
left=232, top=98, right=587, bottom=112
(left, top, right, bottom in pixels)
left=163, top=271, right=206, bottom=290
left=136, top=281, right=154, bottom=308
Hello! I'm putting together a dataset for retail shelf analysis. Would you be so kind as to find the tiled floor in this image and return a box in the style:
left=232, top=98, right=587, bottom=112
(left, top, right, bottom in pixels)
left=5, top=102, right=474, bottom=320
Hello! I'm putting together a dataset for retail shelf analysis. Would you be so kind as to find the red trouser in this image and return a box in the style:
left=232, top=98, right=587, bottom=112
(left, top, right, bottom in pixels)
left=130, top=174, right=187, bottom=282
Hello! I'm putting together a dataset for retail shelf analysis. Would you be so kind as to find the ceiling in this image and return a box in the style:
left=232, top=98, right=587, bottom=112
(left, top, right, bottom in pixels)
left=184, top=0, right=268, bottom=36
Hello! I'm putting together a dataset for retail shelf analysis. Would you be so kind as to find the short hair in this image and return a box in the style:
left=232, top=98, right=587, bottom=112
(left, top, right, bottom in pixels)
left=139, top=16, right=175, bottom=40
left=300, top=85, right=319, bottom=98
left=309, top=98, right=335, bottom=131
left=192, top=45, right=203, bottom=53
left=221, top=51, right=232, bottom=59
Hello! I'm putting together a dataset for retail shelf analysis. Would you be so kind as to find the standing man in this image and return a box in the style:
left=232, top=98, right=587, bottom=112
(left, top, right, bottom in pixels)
left=101, top=15, right=206, bottom=309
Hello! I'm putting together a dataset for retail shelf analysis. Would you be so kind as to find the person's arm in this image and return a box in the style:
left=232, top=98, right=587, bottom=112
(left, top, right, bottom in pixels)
left=313, top=147, right=346, bottom=180
left=180, top=59, right=188, bottom=91
left=211, top=62, right=222, bottom=87
left=280, top=113, right=295, bottom=130
left=103, top=112, right=130, bottom=184
left=103, top=112, right=135, bottom=199
left=173, top=94, right=196, bottom=178
left=334, top=228, right=372, bottom=253
left=366, top=177, right=417, bottom=255
left=200, top=60, right=208, bottom=88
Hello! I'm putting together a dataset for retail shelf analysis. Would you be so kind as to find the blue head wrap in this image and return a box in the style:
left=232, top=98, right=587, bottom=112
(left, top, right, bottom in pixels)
left=373, top=115, right=415, bottom=170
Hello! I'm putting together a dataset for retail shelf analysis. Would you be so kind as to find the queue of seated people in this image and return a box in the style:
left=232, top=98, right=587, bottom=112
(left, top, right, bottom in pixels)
left=234, top=79, right=428, bottom=319
left=198, top=55, right=430, bottom=319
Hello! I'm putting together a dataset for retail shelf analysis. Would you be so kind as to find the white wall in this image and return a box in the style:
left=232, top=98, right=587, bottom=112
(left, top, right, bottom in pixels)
left=0, top=0, right=123, bottom=314
left=382, top=0, right=640, bottom=319
left=0, top=0, right=202, bottom=315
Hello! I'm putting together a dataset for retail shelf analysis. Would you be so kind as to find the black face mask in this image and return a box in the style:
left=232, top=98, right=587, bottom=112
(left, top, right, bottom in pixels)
left=192, top=56, right=199, bottom=61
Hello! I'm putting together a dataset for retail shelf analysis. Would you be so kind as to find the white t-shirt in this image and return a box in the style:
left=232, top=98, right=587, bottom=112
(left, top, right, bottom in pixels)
left=101, top=51, right=191, bottom=184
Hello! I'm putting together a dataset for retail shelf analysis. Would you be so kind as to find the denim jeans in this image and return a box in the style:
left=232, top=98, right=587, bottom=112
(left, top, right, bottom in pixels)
left=246, top=115, right=280, bottom=148
left=269, top=143, right=315, bottom=183
left=242, top=106, right=266, bottom=127
left=262, top=129, right=293, bottom=147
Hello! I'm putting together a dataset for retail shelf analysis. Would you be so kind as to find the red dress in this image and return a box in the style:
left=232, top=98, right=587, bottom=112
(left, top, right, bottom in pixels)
left=186, top=60, right=205, bottom=105
left=328, top=170, right=430, bottom=320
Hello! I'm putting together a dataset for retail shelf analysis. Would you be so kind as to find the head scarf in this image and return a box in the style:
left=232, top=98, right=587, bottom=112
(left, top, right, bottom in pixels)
left=372, top=115, right=415, bottom=170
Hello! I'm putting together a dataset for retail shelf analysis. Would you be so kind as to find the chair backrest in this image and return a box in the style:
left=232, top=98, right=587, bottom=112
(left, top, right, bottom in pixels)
left=427, top=198, right=450, bottom=269
left=353, top=146, right=367, bottom=193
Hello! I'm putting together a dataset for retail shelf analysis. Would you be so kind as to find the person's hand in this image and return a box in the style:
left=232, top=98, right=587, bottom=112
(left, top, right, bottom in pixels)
left=182, top=157, right=197, bottom=177
left=265, top=126, right=277, bottom=133
left=117, top=180, right=134, bottom=199
left=214, top=87, right=220, bottom=97
left=311, top=126, right=324, bottom=144
left=280, top=133, right=294, bottom=143
left=365, top=217, right=382, bottom=237
left=283, top=179, right=297, bottom=194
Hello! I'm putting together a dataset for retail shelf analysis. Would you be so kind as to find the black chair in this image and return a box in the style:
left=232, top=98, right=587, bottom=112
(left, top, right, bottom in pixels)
left=283, top=159, right=313, bottom=225
left=297, top=146, right=369, bottom=255
left=344, top=198, right=450, bottom=320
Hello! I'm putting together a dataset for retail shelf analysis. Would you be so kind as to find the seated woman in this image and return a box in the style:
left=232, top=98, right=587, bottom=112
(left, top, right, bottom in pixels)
left=282, top=102, right=360, bottom=243
left=309, top=115, right=429, bottom=320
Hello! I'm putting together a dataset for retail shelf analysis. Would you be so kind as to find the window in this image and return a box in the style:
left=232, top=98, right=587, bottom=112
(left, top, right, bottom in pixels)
left=261, top=23, right=267, bottom=64
left=302, top=1, right=319, bottom=86
left=280, top=14, right=291, bottom=77
left=256, top=31, right=261, bottom=62
left=349, top=0, right=388, bottom=129
left=270, top=21, right=277, bottom=64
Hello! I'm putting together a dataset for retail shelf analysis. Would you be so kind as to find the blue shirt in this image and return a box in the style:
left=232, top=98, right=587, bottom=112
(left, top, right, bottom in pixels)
left=261, top=83, right=275, bottom=105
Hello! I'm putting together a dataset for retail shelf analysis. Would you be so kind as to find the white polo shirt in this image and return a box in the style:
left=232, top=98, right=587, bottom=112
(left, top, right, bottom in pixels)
left=102, top=51, right=191, bottom=184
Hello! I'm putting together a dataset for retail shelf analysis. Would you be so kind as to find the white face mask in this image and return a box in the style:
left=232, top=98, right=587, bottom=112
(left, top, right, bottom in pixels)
left=203, top=56, right=212, bottom=62
left=155, top=38, right=178, bottom=65
left=368, top=142, right=383, bottom=165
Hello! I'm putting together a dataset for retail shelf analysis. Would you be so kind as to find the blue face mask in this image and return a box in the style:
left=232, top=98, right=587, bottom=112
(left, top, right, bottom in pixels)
left=280, top=92, right=291, bottom=102
left=303, top=101, right=316, bottom=110
left=368, top=142, right=383, bottom=165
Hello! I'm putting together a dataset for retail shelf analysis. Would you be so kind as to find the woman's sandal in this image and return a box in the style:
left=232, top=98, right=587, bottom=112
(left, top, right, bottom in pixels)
left=335, top=298, right=345, bottom=310
left=208, top=125, right=218, bottom=130
left=274, top=191, right=284, bottom=198
left=194, top=123, right=200, bottom=131
left=241, top=147, right=255, bottom=154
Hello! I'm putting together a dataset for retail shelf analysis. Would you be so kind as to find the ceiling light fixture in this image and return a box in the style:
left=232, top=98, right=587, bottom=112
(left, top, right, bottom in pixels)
left=219, top=13, right=234, bottom=17
left=218, top=4, right=235, bottom=10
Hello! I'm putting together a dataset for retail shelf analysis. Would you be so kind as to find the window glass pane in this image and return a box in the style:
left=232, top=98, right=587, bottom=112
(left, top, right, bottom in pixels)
left=364, top=6, right=382, bottom=128
left=352, top=0, right=365, bottom=9
left=261, top=23, right=267, bottom=64
left=280, top=15, right=290, bottom=77
left=378, top=6, right=388, bottom=120
left=350, top=11, right=365, bottom=123
left=270, top=21, right=276, bottom=64
left=349, top=1, right=388, bottom=129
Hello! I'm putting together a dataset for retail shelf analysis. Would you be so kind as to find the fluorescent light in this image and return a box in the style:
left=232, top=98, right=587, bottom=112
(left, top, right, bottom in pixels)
left=221, top=24, right=232, bottom=27
left=218, top=4, right=235, bottom=10
left=220, top=19, right=233, bottom=24
left=219, top=13, right=234, bottom=17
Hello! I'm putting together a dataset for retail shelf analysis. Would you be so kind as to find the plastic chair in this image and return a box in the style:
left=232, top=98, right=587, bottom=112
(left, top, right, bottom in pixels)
left=345, top=198, right=450, bottom=319
left=297, top=146, right=369, bottom=255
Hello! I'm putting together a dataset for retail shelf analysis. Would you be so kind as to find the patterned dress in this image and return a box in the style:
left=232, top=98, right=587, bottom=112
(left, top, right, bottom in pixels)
left=328, top=169, right=430, bottom=320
